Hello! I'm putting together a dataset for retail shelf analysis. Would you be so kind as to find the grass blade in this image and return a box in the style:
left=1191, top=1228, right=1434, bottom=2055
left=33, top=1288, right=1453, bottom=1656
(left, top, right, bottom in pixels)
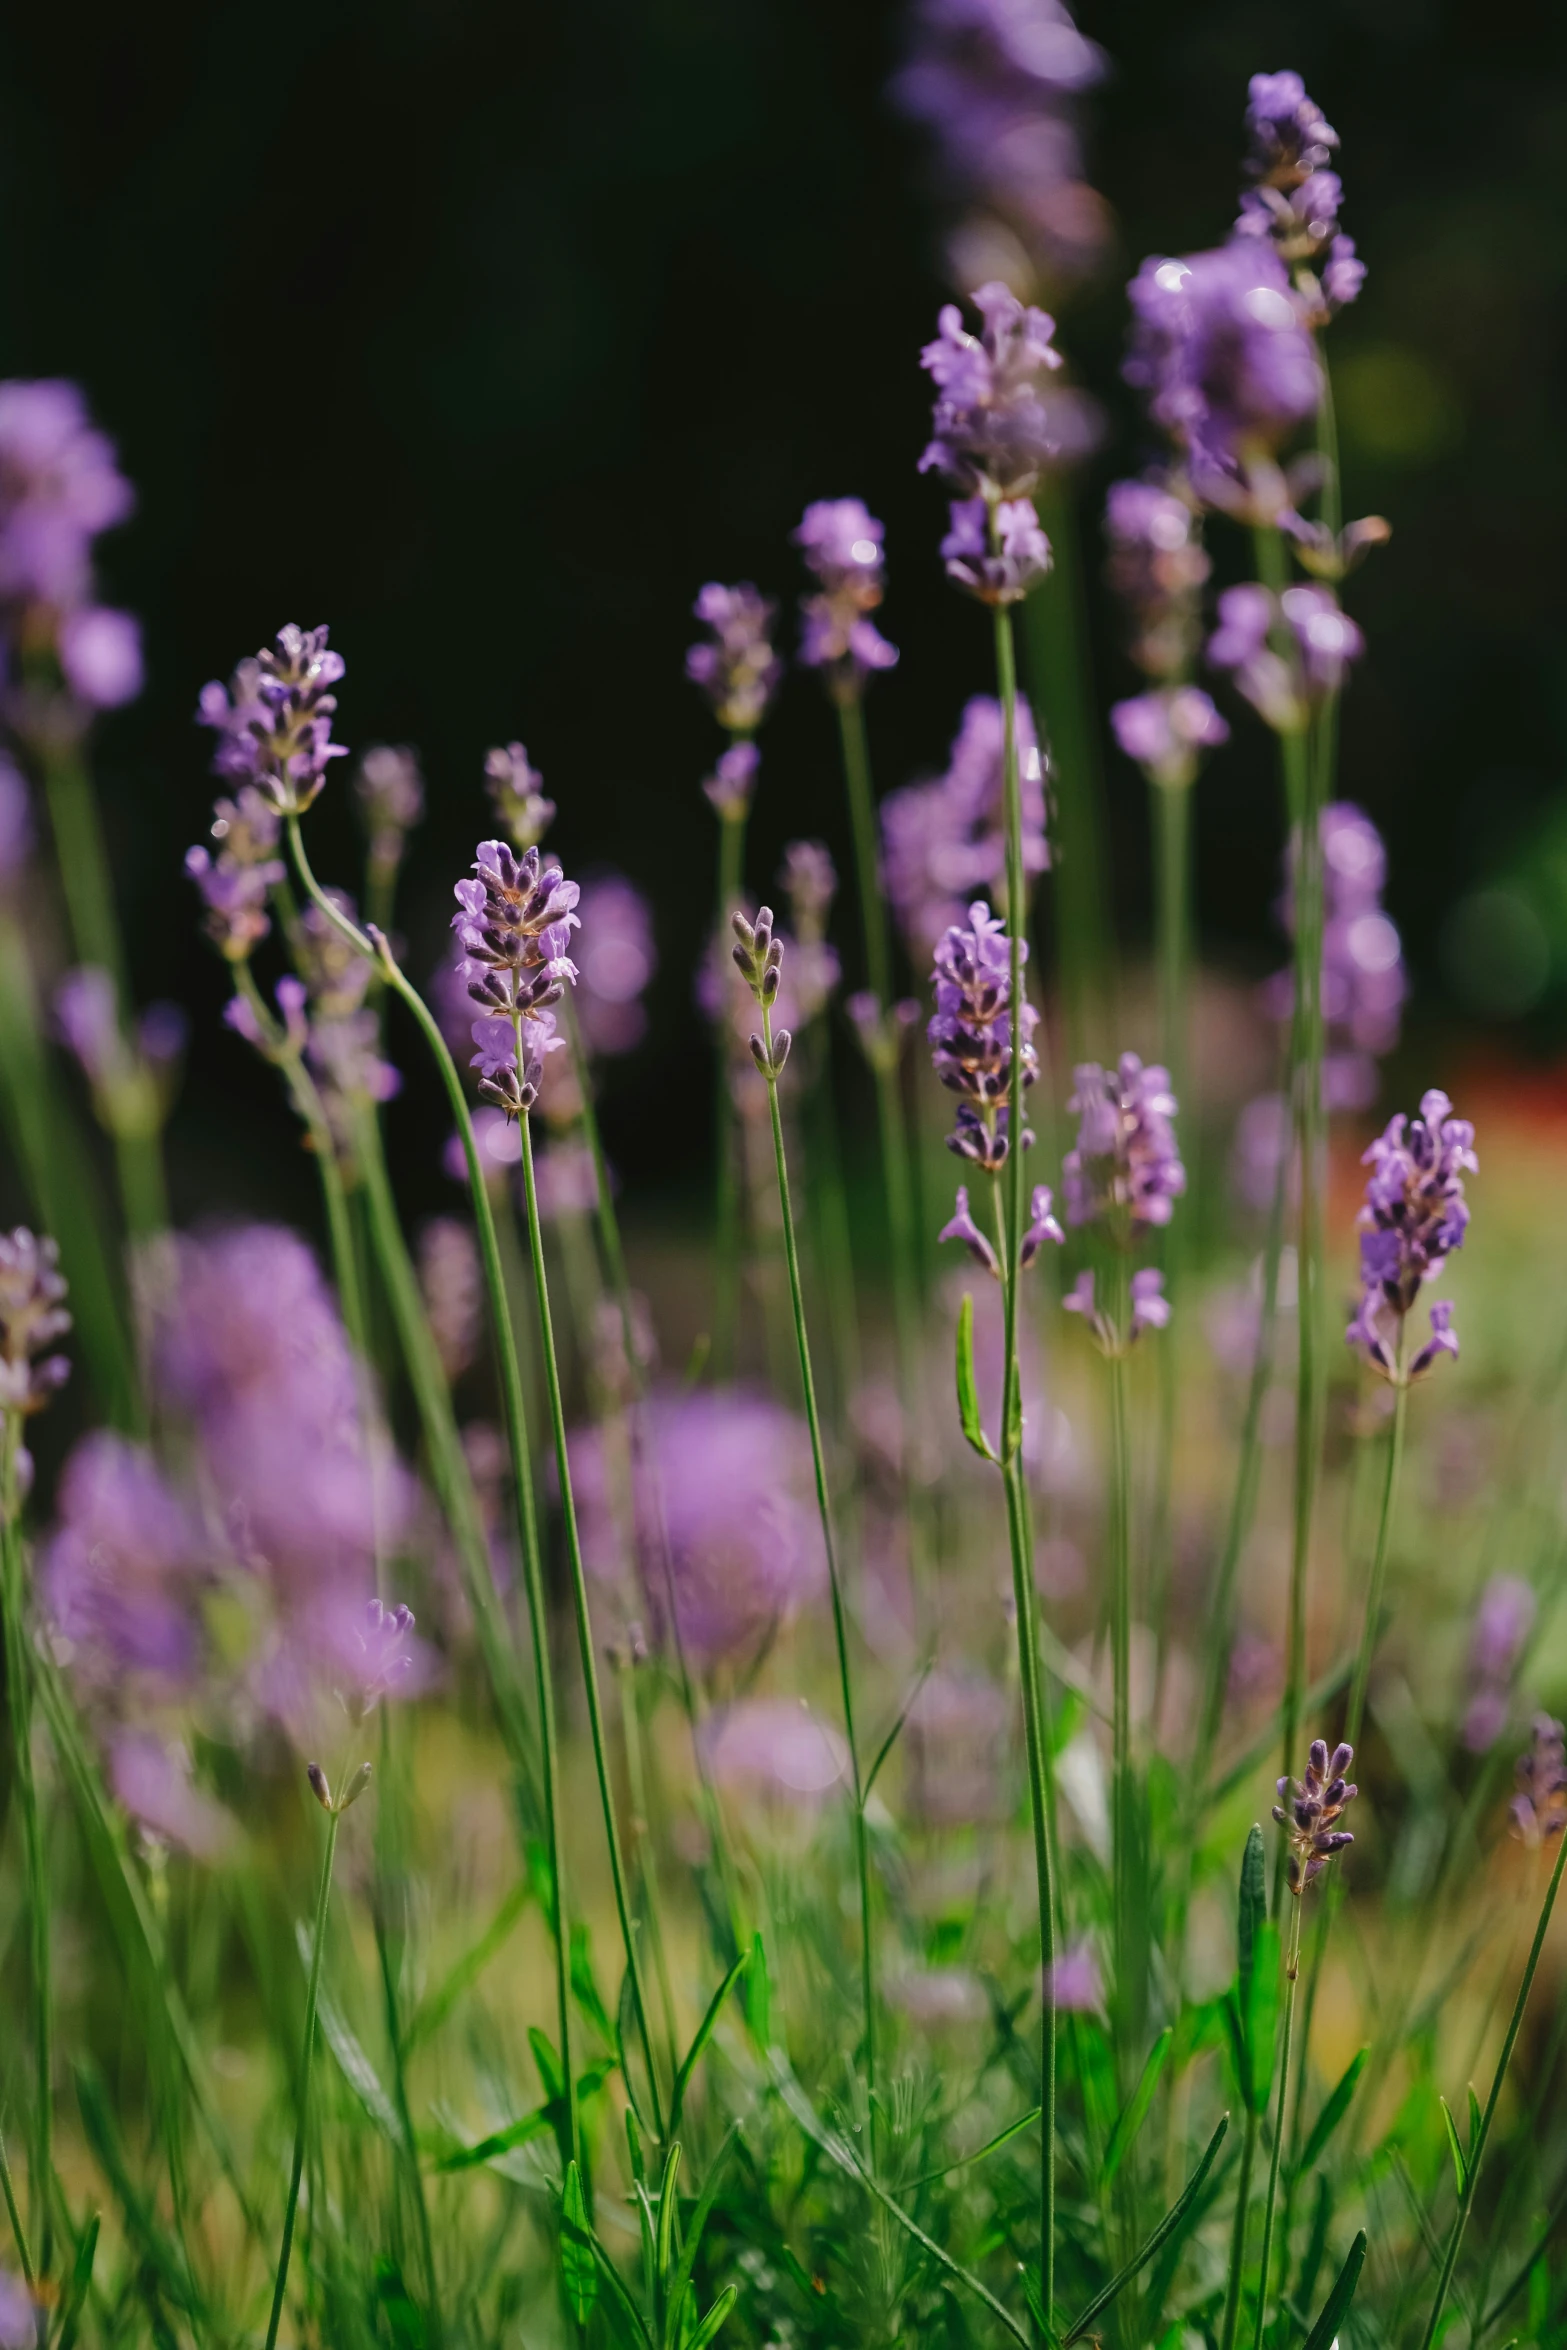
left=1102, top=2028, right=1172, bottom=2190
left=671, top=1950, right=749, bottom=2137
left=956, top=1294, right=999, bottom=1463
left=1063, top=2114, right=1230, bottom=2345
left=1300, top=2229, right=1367, bottom=2350
left=1295, top=2047, right=1367, bottom=2180
left=55, top=2211, right=100, bottom=2350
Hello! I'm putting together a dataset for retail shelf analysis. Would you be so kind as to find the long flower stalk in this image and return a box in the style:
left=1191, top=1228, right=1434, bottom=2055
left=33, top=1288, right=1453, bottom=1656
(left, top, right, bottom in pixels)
left=0, top=1414, right=52, bottom=2276
left=711, top=806, right=747, bottom=1377
left=1249, top=1883, right=1305, bottom=2350
left=263, top=1786, right=343, bottom=2350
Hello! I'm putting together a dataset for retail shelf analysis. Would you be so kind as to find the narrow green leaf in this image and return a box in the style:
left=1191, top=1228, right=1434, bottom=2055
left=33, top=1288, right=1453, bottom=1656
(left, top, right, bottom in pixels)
left=904, top=2104, right=1041, bottom=2192
left=665, top=2126, right=741, bottom=2350
left=572, top=1921, right=616, bottom=2047
left=685, top=2285, right=738, bottom=2350
left=626, top=2104, right=646, bottom=2186
left=73, top=2065, right=204, bottom=2322
left=1439, top=2097, right=1467, bottom=2195
left=1296, top=2047, right=1368, bottom=2180
left=864, top=1660, right=935, bottom=1799
left=671, top=1949, right=749, bottom=2136
left=1467, top=2083, right=1483, bottom=2155
left=1237, top=1825, right=1266, bottom=1991
left=1102, top=2027, right=1172, bottom=2189
left=402, top=1878, right=531, bottom=2052
left=1299, top=2228, right=1367, bottom=2350
left=530, top=2024, right=566, bottom=2109
left=656, top=2142, right=683, bottom=2289
left=618, top=1961, right=650, bottom=2133
left=431, top=2105, right=555, bottom=2172
left=1063, top=2114, right=1230, bottom=2345
left=745, top=1931, right=771, bottom=2052
left=55, top=2212, right=100, bottom=2350
left=956, top=1294, right=999, bottom=1463
left=560, top=2161, right=598, bottom=2326
left=1244, top=1919, right=1281, bottom=2118
left=296, top=1925, right=408, bottom=2152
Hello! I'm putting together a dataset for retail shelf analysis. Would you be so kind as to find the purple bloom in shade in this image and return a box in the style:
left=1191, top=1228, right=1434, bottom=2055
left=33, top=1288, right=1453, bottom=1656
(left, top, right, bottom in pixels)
left=1207, top=581, right=1363, bottom=731
left=686, top=583, right=782, bottom=735
left=254, top=1592, right=431, bottom=1757
left=225, top=973, right=311, bottom=1063
left=484, top=741, right=556, bottom=849
left=703, top=1697, right=849, bottom=1809
left=779, top=840, right=837, bottom=941
left=907, top=1668, right=1009, bottom=1824
left=1512, top=1715, right=1567, bottom=1845
left=1103, top=476, right=1211, bottom=680
left=1464, top=1575, right=1536, bottom=1753
left=703, top=738, right=760, bottom=818
left=891, top=0, right=1110, bottom=294
left=419, top=1218, right=482, bottom=1381
left=0, top=1226, right=70, bottom=1419
left=700, top=911, right=838, bottom=1100
left=1110, top=686, right=1228, bottom=788
left=1021, top=1184, right=1065, bottom=1264
left=794, top=497, right=898, bottom=688
left=532, top=1139, right=601, bottom=1221
left=574, top=873, right=656, bottom=1057
left=0, top=751, right=32, bottom=881
left=195, top=623, right=348, bottom=814
left=1274, top=1738, right=1357, bottom=1894
left=1062, top=1054, right=1185, bottom=1233
left=110, top=1732, right=237, bottom=1863
left=1236, top=74, right=1362, bottom=317
left=1261, top=802, right=1405, bottom=1113
left=0, top=2269, right=33, bottom=2350
left=442, top=1103, right=524, bottom=1185
left=940, top=493, right=1052, bottom=605
left=308, top=1007, right=401, bottom=1109
left=41, top=1433, right=201, bottom=1684
left=452, top=839, right=580, bottom=1116
left=920, top=281, right=1064, bottom=501
left=1062, top=1267, right=1165, bottom=1354
left=0, top=380, right=134, bottom=608
left=58, top=604, right=142, bottom=708
left=887, top=1968, right=987, bottom=2027
left=54, top=964, right=120, bottom=1084
left=1043, top=1943, right=1103, bottom=2012
left=928, top=900, right=1039, bottom=1172
left=1124, top=241, right=1321, bottom=505
left=1346, top=1090, right=1475, bottom=1382
left=882, top=693, right=1049, bottom=957
left=940, top=1184, right=1000, bottom=1278
left=1130, top=1267, right=1171, bottom=1335
left=355, top=742, right=424, bottom=861
left=1243, top=70, right=1338, bottom=181
left=572, top=1387, right=821, bottom=1665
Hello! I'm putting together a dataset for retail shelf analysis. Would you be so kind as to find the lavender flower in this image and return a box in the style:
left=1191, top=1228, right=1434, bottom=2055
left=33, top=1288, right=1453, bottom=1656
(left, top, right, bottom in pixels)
left=703, top=739, right=760, bottom=819
left=1062, top=1054, right=1185, bottom=1233
left=1464, top=1576, right=1536, bottom=1754
left=794, top=498, right=898, bottom=689
left=452, top=840, right=580, bottom=1117
left=1274, top=1737, right=1357, bottom=1893
left=881, top=693, right=1049, bottom=956
left=928, top=901, right=1038, bottom=1173
left=185, top=784, right=287, bottom=962
left=1110, top=687, right=1228, bottom=789
left=196, top=624, right=348, bottom=813
left=0, top=378, right=142, bottom=712
left=686, top=583, right=782, bottom=735
left=703, top=1697, right=848, bottom=1809
left=892, top=0, right=1109, bottom=295
left=1263, top=802, right=1405, bottom=1111
left=1346, top=1089, right=1475, bottom=1382
left=574, top=873, right=657, bottom=1057
left=1062, top=1266, right=1169, bottom=1353
left=0, top=2271, right=33, bottom=2350
left=355, top=743, right=424, bottom=862
left=1103, top=476, right=1210, bottom=680
left=55, top=966, right=185, bottom=1139
left=1044, top=1944, right=1104, bottom=2012
left=418, top=1218, right=481, bottom=1383
left=940, top=492, right=1052, bottom=604
left=484, top=742, right=556, bottom=848
left=1512, top=1715, right=1567, bottom=1845
left=1236, top=72, right=1363, bottom=319
left=907, top=1668, right=1009, bottom=1825
left=1124, top=242, right=1320, bottom=507
left=1207, top=581, right=1363, bottom=729
left=940, top=1181, right=1061, bottom=1277
left=0, top=1226, right=70, bottom=1420
left=920, top=281, right=1064, bottom=502
left=41, top=1433, right=200, bottom=1683
left=780, top=840, right=837, bottom=941
left=109, top=1733, right=237, bottom=1863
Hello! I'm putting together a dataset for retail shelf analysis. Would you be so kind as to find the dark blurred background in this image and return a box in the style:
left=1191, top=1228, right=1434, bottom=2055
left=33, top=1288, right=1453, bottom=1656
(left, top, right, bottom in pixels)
left=2, top=0, right=1564, bottom=1221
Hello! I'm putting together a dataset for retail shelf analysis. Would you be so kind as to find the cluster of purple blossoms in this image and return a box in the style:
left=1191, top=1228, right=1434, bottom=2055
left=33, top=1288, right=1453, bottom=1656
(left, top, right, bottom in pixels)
left=1346, top=1090, right=1475, bottom=1383
left=686, top=583, right=783, bottom=737
left=196, top=623, right=347, bottom=814
left=891, top=0, right=1110, bottom=296
left=1464, top=1576, right=1536, bottom=1755
left=1512, top=1715, right=1567, bottom=1845
left=1274, top=1737, right=1357, bottom=1894
left=701, top=905, right=838, bottom=1104
left=1062, top=1265, right=1170, bottom=1352
left=940, top=1181, right=1061, bottom=1279
left=1062, top=1054, right=1185, bottom=1232
left=0, top=1225, right=71, bottom=1428
left=794, top=498, right=898, bottom=691
left=920, top=283, right=1062, bottom=602
left=42, top=1433, right=204, bottom=1689
left=928, top=901, right=1039, bottom=1174
left=1207, top=581, right=1363, bottom=731
left=780, top=840, right=837, bottom=942
left=1104, top=476, right=1229, bottom=787
left=573, top=873, right=657, bottom=1058
left=1236, top=72, right=1365, bottom=320
left=703, top=739, right=759, bottom=820
left=1264, top=802, right=1406, bottom=1113
left=185, top=785, right=287, bottom=962
left=1124, top=241, right=1320, bottom=506
left=881, top=694, right=1049, bottom=957
left=55, top=965, right=186, bottom=1146
left=0, top=379, right=143, bottom=714
left=703, top=1698, right=848, bottom=1814
left=1111, top=685, right=1229, bottom=791
left=355, top=742, right=425, bottom=868
left=453, top=840, right=580, bottom=1118
left=485, top=741, right=556, bottom=848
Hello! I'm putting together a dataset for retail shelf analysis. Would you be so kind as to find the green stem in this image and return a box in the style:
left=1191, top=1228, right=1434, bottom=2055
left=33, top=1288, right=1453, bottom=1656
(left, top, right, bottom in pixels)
left=519, top=1112, right=666, bottom=2139
left=264, top=1798, right=342, bottom=2350
left=285, top=812, right=579, bottom=2170
left=618, top=1659, right=682, bottom=2085
left=40, top=740, right=129, bottom=999
left=0, top=2122, right=30, bottom=2286
left=1005, top=1443, right=1057, bottom=2323
left=712, top=804, right=747, bottom=1378
left=1417, top=1828, right=1567, bottom=2350
left=1250, top=1888, right=1305, bottom=2350
left=836, top=692, right=893, bottom=1010
left=1218, top=2108, right=1259, bottom=2350
left=1108, top=1305, right=1135, bottom=2083
left=758, top=995, right=877, bottom=2153
left=1, top=1416, right=51, bottom=2275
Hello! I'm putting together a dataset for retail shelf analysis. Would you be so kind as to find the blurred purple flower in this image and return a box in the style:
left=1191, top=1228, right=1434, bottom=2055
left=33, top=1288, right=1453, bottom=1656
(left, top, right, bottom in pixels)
left=419, top=1218, right=482, bottom=1381
left=780, top=840, right=837, bottom=940
left=484, top=741, right=556, bottom=848
left=703, top=1697, right=848, bottom=1807
left=356, top=743, right=424, bottom=861
left=940, top=493, right=1052, bottom=604
left=686, top=583, right=782, bottom=735
left=1110, top=686, right=1228, bottom=788
left=1044, top=1943, right=1102, bottom=2011
left=882, top=693, right=1048, bottom=957
left=1062, top=1054, right=1185, bottom=1232
left=0, top=380, right=134, bottom=608
left=1207, top=581, right=1363, bottom=730
left=920, top=281, right=1063, bottom=501
left=702, top=738, right=760, bottom=819
left=0, top=1225, right=70, bottom=1419
left=575, top=873, right=656, bottom=1057
left=0, top=2269, right=33, bottom=2350
left=907, top=1667, right=1009, bottom=1823
left=1103, top=476, right=1211, bottom=679
left=1261, top=802, right=1405, bottom=1112
left=58, top=604, right=142, bottom=709
left=186, top=784, right=287, bottom=962
left=110, top=1732, right=238, bottom=1863
left=794, top=497, right=898, bottom=688
left=442, top=1102, right=524, bottom=1185
left=0, top=751, right=32, bottom=881
left=41, top=1433, right=201, bottom=1684
left=1464, top=1575, right=1536, bottom=1754
left=1512, top=1714, right=1567, bottom=1845
left=1235, top=72, right=1363, bottom=320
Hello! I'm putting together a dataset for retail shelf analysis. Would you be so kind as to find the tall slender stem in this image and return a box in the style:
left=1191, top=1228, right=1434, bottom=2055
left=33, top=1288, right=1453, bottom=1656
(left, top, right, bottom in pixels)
left=1218, top=2108, right=1260, bottom=2350
left=40, top=741, right=130, bottom=999
left=264, top=1798, right=342, bottom=2350
left=1417, top=1828, right=1567, bottom=2350
left=1108, top=1303, right=1135, bottom=2082
left=519, top=1113, right=666, bottom=2138
left=711, top=807, right=747, bottom=1377
left=0, top=1418, right=51, bottom=2275
left=285, top=812, right=579, bottom=2168
left=1250, top=1888, right=1305, bottom=2350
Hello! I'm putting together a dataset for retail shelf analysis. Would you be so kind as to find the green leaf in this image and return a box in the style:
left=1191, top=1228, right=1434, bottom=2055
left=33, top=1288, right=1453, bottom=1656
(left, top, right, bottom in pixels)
left=1244, top=1920, right=1281, bottom=2118
left=671, top=1949, right=749, bottom=2136
left=1063, top=2114, right=1230, bottom=2345
left=665, top=2127, right=741, bottom=2350
left=572, top=1921, right=616, bottom=2047
left=655, top=2141, right=683, bottom=2289
left=431, top=2105, right=556, bottom=2172
left=1300, top=2228, right=1367, bottom=2350
left=402, top=1877, right=531, bottom=2052
left=560, top=2160, right=598, bottom=2326
left=685, top=2286, right=738, bottom=2350
left=1237, top=1825, right=1266, bottom=1989
left=297, top=1927, right=408, bottom=2152
left=864, top=1660, right=935, bottom=1799
left=618, top=1961, right=650, bottom=2134
left=530, top=2025, right=566, bottom=2109
left=903, top=2104, right=1041, bottom=2192
left=745, top=1931, right=771, bottom=2052
left=1296, top=2046, right=1368, bottom=2180
left=1467, top=2083, right=1483, bottom=2155
left=1102, top=2027, right=1172, bottom=2189
left=1439, top=2097, right=1468, bottom=2195
left=55, top=2211, right=100, bottom=2350
left=626, top=2103, right=646, bottom=2185
left=956, top=1294, right=999, bottom=1463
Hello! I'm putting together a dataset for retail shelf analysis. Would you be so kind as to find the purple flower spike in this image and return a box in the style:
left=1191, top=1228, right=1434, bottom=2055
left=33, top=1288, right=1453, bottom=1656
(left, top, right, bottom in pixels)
left=196, top=624, right=348, bottom=814
left=703, top=739, right=760, bottom=819
left=0, top=2270, right=34, bottom=2350
left=928, top=900, right=1038, bottom=1171
left=0, top=1226, right=71, bottom=1419
left=940, top=1185, right=1001, bottom=1279
left=686, top=583, right=782, bottom=735
left=1512, top=1715, right=1567, bottom=1845
left=1207, top=581, right=1363, bottom=730
left=1261, top=802, right=1406, bottom=1114
left=1346, top=1089, right=1475, bottom=1382
left=484, top=742, right=556, bottom=849
left=941, top=494, right=1052, bottom=606
left=795, top=497, right=898, bottom=689
left=1044, top=1943, right=1103, bottom=2013
left=1110, top=686, right=1228, bottom=788
left=921, top=281, right=1064, bottom=503
left=1274, top=1737, right=1357, bottom=1894
left=356, top=744, right=424, bottom=861
left=882, top=694, right=1049, bottom=958
left=453, top=839, right=580, bottom=1117
left=574, top=874, right=656, bottom=1058
left=1464, top=1575, right=1536, bottom=1754
left=1062, top=1264, right=1167, bottom=1355
left=1130, top=1267, right=1170, bottom=1335
left=1062, top=1054, right=1185, bottom=1233
left=186, top=783, right=287, bottom=962
left=1236, top=73, right=1363, bottom=320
